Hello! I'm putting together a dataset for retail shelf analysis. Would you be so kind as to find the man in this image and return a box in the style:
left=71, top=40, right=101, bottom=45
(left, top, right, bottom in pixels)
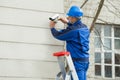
left=49, top=5, right=90, bottom=80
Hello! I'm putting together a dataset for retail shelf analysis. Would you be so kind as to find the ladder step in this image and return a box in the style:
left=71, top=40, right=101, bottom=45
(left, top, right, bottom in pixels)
left=53, top=51, right=69, bottom=57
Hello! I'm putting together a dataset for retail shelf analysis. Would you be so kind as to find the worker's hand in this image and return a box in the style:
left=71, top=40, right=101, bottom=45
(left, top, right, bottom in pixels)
left=59, top=17, right=68, bottom=24
left=49, top=21, right=56, bottom=28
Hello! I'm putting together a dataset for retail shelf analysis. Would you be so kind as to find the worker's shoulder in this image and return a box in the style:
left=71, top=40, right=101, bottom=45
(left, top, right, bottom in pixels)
left=71, top=23, right=88, bottom=30
left=79, top=23, right=88, bottom=28
left=66, top=23, right=88, bottom=33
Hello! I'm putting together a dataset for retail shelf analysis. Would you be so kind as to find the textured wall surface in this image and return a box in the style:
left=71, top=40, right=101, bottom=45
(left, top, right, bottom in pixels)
left=65, top=0, right=120, bottom=80
left=0, top=0, right=64, bottom=80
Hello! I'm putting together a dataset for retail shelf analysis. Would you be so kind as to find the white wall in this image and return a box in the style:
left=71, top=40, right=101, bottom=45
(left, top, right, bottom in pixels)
left=0, top=0, right=64, bottom=80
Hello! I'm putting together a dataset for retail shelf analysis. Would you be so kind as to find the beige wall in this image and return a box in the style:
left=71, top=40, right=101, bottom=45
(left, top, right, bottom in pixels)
left=0, top=0, right=64, bottom=80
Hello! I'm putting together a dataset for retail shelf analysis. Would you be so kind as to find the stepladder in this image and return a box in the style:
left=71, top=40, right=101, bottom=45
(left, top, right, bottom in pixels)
left=53, top=51, right=79, bottom=80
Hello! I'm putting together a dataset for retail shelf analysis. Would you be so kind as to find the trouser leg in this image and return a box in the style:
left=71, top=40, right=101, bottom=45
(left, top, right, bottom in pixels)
left=77, top=68, right=86, bottom=80
left=73, top=62, right=89, bottom=80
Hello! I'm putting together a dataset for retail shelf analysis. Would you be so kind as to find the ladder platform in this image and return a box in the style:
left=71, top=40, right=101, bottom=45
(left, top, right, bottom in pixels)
left=53, top=51, right=69, bottom=57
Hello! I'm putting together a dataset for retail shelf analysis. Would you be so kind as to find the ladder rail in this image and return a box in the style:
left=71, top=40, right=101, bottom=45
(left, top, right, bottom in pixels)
left=57, top=57, right=66, bottom=79
left=65, top=55, right=79, bottom=80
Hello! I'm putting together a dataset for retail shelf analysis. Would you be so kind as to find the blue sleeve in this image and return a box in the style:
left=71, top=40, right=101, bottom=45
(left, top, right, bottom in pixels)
left=50, top=28, right=75, bottom=41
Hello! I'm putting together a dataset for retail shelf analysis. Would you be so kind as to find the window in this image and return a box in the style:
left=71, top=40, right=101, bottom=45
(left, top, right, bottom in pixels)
left=104, top=52, right=112, bottom=64
left=95, top=65, right=101, bottom=76
left=94, top=24, right=120, bottom=79
left=95, top=52, right=101, bottom=63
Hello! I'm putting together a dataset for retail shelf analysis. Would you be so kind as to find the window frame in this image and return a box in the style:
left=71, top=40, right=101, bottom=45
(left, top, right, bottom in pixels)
left=94, top=24, right=120, bottom=79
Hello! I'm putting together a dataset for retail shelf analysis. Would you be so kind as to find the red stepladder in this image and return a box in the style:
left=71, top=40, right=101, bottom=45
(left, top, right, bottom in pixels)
left=53, top=51, right=79, bottom=80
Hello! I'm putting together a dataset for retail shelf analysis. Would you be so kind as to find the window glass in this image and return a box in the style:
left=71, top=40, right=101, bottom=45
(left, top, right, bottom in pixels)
left=115, top=66, right=120, bottom=77
left=115, top=39, right=120, bottom=49
left=114, top=27, right=120, bottom=38
left=104, top=52, right=112, bottom=64
left=95, top=65, right=101, bottom=76
left=105, top=66, right=112, bottom=78
left=104, top=38, right=112, bottom=50
left=104, top=25, right=111, bottom=37
left=115, top=54, right=120, bottom=64
left=95, top=52, right=101, bottom=63
left=94, top=24, right=101, bottom=36
left=94, top=37, right=101, bottom=48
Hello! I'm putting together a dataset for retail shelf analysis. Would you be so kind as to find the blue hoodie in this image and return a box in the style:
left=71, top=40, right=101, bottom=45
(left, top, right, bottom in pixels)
left=51, top=20, right=90, bottom=60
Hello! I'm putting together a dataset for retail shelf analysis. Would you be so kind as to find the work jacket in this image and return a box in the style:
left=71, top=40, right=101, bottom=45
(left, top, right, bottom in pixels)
left=51, top=20, right=90, bottom=61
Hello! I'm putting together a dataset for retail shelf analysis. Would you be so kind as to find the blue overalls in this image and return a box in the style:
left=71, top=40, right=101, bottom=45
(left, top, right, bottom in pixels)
left=51, top=20, right=90, bottom=80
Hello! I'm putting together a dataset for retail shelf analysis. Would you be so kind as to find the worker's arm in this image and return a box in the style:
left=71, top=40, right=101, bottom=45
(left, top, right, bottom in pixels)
left=58, top=17, right=68, bottom=24
left=49, top=21, right=75, bottom=41
left=50, top=28, right=75, bottom=41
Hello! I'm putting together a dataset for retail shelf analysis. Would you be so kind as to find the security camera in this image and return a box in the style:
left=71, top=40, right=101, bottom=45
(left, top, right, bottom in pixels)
left=49, top=14, right=59, bottom=22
